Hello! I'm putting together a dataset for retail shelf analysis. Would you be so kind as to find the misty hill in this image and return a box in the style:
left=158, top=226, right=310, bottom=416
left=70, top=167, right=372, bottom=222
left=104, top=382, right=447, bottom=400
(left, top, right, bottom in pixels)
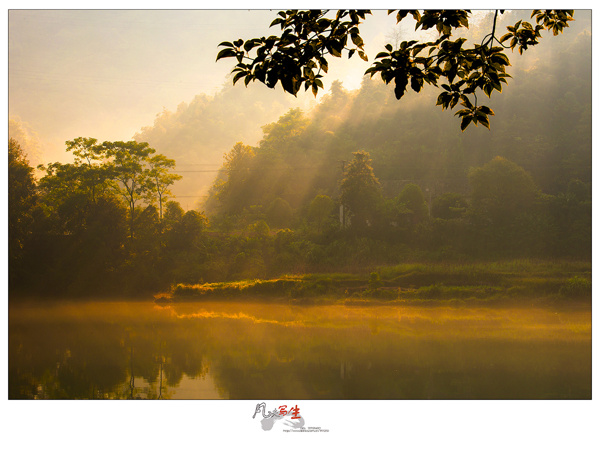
left=133, top=10, right=590, bottom=214
left=204, top=11, right=590, bottom=218
left=133, top=80, right=307, bottom=208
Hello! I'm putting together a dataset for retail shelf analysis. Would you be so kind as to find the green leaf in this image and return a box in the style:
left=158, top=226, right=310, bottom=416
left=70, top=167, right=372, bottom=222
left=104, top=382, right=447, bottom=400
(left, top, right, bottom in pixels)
left=394, top=75, right=408, bottom=99
left=460, top=115, right=473, bottom=131
left=477, top=113, right=491, bottom=129
left=216, top=48, right=237, bottom=61
left=244, top=40, right=258, bottom=52
left=410, top=76, right=422, bottom=92
left=351, top=33, right=364, bottom=48
left=329, top=41, right=343, bottom=57
left=478, top=106, right=494, bottom=115
left=460, top=95, right=473, bottom=109
left=232, top=71, right=248, bottom=85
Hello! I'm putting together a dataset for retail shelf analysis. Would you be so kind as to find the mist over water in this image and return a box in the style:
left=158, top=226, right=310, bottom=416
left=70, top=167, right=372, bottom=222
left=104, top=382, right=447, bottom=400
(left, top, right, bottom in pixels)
left=9, top=301, right=591, bottom=400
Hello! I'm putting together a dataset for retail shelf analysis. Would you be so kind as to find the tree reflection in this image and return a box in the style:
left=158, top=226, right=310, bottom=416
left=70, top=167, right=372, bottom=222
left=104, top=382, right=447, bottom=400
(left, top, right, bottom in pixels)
left=9, top=301, right=592, bottom=399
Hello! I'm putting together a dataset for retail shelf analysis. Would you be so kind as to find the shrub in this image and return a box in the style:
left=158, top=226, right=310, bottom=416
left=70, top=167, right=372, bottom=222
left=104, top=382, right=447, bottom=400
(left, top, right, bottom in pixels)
left=559, top=276, right=591, bottom=298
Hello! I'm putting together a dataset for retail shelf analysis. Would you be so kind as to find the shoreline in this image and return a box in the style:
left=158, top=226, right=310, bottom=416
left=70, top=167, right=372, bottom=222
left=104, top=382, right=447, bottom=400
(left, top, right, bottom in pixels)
left=159, top=260, right=592, bottom=307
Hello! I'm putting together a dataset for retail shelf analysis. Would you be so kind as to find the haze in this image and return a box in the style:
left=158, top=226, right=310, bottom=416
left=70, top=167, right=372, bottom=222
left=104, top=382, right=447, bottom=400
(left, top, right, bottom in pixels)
left=9, top=10, right=395, bottom=166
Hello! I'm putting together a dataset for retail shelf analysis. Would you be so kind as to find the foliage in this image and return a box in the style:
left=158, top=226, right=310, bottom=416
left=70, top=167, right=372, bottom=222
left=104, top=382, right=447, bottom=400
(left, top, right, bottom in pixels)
left=266, top=197, right=294, bottom=229
left=212, top=142, right=256, bottom=214
left=308, top=194, right=335, bottom=233
left=467, top=157, right=542, bottom=256
left=432, top=193, right=468, bottom=219
left=396, top=184, right=429, bottom=225
left=38, top=138, right=181, bottom=241
left=469, top=156, right=538, bottom=226
left=102, top=140, right=156, bottom=238
left=559, top=276, right=591, bottom=298
left=217, top=9, right=575, bottom=129
left=146, top=154, right=182, bottom=221
left=339, top=151, right=383, bottom=230
left=8, top=138, right=38, bottom=284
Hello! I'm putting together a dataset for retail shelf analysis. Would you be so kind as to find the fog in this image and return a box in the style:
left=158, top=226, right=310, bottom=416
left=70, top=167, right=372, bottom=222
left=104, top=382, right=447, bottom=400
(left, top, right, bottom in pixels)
left=9, top=300, right=591, bottom=399
left=132, top=82, right=310, bottom=208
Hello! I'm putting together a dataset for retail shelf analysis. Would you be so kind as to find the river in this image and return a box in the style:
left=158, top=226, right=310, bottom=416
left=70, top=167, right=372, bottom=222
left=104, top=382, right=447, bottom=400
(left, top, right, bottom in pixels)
left=8, top=300, right=591, bottom=399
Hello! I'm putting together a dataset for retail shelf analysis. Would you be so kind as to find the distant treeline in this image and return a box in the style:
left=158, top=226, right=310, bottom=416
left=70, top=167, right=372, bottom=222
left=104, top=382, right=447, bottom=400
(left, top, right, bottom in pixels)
left=9, top=136, right=590, bottom=299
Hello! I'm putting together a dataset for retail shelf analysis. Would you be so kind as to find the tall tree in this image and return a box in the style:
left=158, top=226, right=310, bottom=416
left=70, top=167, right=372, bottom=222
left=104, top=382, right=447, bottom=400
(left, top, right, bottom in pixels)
left=212, top=142, right=256, bottom=214
left=468, top=156, right=539, bottom=255
left=469, top=156, right=537, bottom=226
left=308, top=194, right=335, bottom=233
left=8, top=138, right=37, bottom=285
left=37, top=161, right=91, bottom=234
left=102, top=141, right=156, bottom=239
left=396, top=183, right=429, bottom=226
left=65, top=137, right=109, bottom=204
left=145, top=154, right=182, bottom=221
left=339, top=151, right=383, bottom=230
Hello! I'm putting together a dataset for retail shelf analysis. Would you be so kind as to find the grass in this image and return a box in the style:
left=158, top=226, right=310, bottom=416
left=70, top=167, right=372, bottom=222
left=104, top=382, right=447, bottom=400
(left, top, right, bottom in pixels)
left=163, top=259, right=591, bottom=306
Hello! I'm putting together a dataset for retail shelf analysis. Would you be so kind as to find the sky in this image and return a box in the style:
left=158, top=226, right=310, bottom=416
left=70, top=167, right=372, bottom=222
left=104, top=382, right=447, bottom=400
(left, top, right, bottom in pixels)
left=8, top=9, right=402, bottom=166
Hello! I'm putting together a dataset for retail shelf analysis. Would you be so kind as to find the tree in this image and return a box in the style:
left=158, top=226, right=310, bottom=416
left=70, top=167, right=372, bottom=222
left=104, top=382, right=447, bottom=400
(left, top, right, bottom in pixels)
left=163, top=200, right=185, bottom=229
left=308, top=194, right=335, bottom=233
left=468, top=156, right=539, bottom=255
left=339, top=151, right=383, bottom=230
left=65, top=137, right=110, bottom=204
left=396, top=184, right=429, bottom=225
left=431, top=192, right=468, bottom=220
left=266, top=197, right=294, bottom=229
left=37, top=161, right=91, bottom=234
left=469, top=156, right=537, bottom=225
left=178, top=211, right=208, bottom=246
left=146, top=154, right=182, bottom=221
left=102, top=140, right=156, bottom=239
left=213, top=142, right=256, bottom=213
left=8, top=138, right=37, bottom=284
left=217, top=9, right=574, bottom=130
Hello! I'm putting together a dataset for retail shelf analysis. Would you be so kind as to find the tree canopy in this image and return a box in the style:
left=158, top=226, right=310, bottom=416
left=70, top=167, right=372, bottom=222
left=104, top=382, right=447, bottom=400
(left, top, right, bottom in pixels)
left=8, top=138, right=37, bottom=278
left=339, top=151, right=383, bottom=230
left=217, top=9, right=574, bottom=130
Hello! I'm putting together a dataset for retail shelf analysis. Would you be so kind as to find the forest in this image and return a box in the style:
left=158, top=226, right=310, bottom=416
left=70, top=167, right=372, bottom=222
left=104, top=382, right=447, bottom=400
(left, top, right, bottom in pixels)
left=8, top=11, right=591, bottom=300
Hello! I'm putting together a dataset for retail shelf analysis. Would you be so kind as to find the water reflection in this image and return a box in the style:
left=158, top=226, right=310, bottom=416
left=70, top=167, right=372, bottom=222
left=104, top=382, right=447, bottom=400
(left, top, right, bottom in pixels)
left=8, top=301, right=591, bottom=399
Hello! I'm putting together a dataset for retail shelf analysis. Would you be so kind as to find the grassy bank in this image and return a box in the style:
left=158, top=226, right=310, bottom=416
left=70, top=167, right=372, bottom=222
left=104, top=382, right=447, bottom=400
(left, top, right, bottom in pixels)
left=160, top=260, right=591, bottom=306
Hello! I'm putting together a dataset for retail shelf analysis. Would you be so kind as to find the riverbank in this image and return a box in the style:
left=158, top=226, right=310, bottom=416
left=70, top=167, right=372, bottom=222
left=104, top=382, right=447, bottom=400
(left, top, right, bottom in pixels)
left=158, top=260, right=591, bottom=306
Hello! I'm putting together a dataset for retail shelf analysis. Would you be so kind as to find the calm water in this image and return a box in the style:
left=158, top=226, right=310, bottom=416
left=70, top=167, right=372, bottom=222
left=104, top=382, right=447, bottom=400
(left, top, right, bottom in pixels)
left=8, top=300, right=591, bottom=399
